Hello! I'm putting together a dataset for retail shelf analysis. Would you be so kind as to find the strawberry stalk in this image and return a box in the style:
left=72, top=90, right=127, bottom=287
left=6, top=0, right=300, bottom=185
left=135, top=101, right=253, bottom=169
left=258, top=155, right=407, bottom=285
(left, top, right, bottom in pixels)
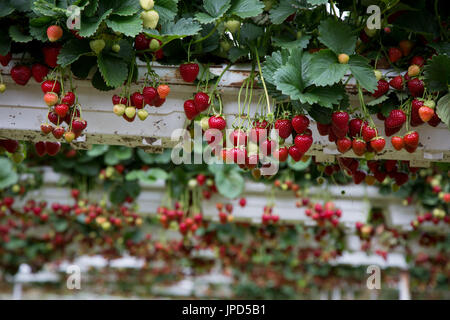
left=357, top=83, right=376, bottom=128
left=255, top=48, right=271, bottom=116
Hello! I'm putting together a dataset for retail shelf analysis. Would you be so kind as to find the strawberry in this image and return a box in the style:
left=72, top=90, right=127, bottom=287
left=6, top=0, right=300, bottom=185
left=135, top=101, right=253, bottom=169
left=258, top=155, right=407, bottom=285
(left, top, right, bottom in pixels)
left=336, top=137, right=351, bottom=153
left=362, top=124, right=377, bottom=142
left=62, top=92, right=75, bottom=106
left=157, top=84, right=170, bottom=99
left=388, top=47, right=402, bottom=63
left=294, top=134, right=313, bottom=153
left=64, top=131, right=76, bottom=143
left=52, top=126, right=65, bottom=139
left=40, top=124, right=54, bottom=135
left=328, top=130, right=337, bottom=142
left=41, top=80, right=61, bottom=94
left=410, top=56, right=425, bottom=67
left=370, top=137, right=386, bottom=152
left=0, top=52, right=12, bottom=66
left=384, top=160, right=397, bottom=172
left=273, top=147, right=289, bottom=162
left=123, top=113, right=136, bottom=122
left=408, top=64, right=420, bottom=77
left=230, top=129, right=247, bottom=146
left=372, top=79, right=389, bottom=98
left=394, top=172, right=409, bottom=186
left=112, top=95, right=128, bottom=106
left=10, top=65, right=31, bottom=86
left=349, top=118, right=363, bottom=138
left=135, top=34, right=151, bottom=50
left=249, top=126, right=268, bottom=144
left=377, top=112, right=386, bottom=121
left=143, top=87, right=157, bottom=106
left=385, top=109, right=406, bottom=129
left=367, top=161, right=379, bottom=174
left=316, top=122, right=330, bottom=136
left=35, top=141, right=47, bottom=157
left=141, top=10, right=159, bottom=29
left=42, top=45, right=61, bottom=68
left=419, top=106, right=434, bottom=122
left=44, top=92, right=58, bottom=106
left=428, top=113, right=441, bottom=127
left=391, top=136, right=404, bottom=150
left=403, top=131, right=419, bottom=149
left=399, top=40, right=413, bottom=56
left=31, top=63, right=49, bottom=83
left=153, top=96, right=165, bottom=107
left=353, top=171, right=366, bottom=184
left=288, top=145, right=303, bottom=162
left=64, top=109, right=80, bottom=124
left=45, top=141, right=61, bottom=156
left=179, top=63, right=199, bottom=82
left=54, top=104, right=69, bottom=117
left=291, top=115, right=310, bottom=134
left=410, top=99, right=424, bottom=126
left=0, top=139, right=19, bottom=153
left=275, top=119, right=293, bottom=139
left=404, top=144, right=417, bottom=153
left=208, top=115, right=226, bottom=130
left=407, top=78, right=424, bottom=97
left=260, top=139, right=275, bottom=156
left=374, top=170, right=387, bottom=183
left=131, top=92, right=145, bottom=109
left=48, top=111, right=60, bottom=125
left=72, top=118, right=87, bottom=132
left=389, top=75, right=403, bottom=90
left=331, top=111, right=349, bottom=138
left=47, top=25, right=63, bottom=42
left=194, top=92, right=210, bottom=112
left=352, top=139, right=366, bottom=156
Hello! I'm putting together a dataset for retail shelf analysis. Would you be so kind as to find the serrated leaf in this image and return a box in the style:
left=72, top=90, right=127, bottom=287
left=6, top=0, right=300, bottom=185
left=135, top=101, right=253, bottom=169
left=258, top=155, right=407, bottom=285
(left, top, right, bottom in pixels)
left=97, top=53, right=128, bottom=88
left=196, top=0, right=231, bottom=24
left=307, top=49, right=349, bottom=86
left=112, top=0, right=140, bottom=16
left=240, top=23, right=263, bottom=44
left=229, top=0, right=264, bottom=19
left=367, top=95, right=389, bottom=106
left=154, top=0, right=179, bottom=23
left=228, top=47, right=248, bottom=62
left=57, top=39, right=91, bottom=67
left=272, top=35, right=311, bottom=50
left=9, top=25, right=32, bottom=43
left=318, top=18, right=356, bottom=55
left=262, top=49, right=290, bottom=85
left=348, top=54, right=378, bottom=93
left=305, top=84, right=345, bottom=108
left=424, top=55, right=450, bottom=93
left=84, top=0, right=99, bottom=16
left=145, top=18, right=201, bottom=42
left=274, top=49, right=306, bottom=100
left=0, top=2, right=14, bottom=17
left=106, top=14, right=143, bottom=37
left=269, top=0, right=296, bottom=24
left=79, top=9, right=113, bottom=37
left=91, top=69, right=115, bottom=91
left=436, top=93, right=450, bottom=129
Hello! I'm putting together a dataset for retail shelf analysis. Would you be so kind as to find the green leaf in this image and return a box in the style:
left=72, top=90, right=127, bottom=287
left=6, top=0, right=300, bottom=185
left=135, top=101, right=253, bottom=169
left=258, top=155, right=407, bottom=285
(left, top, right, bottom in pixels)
left=79, top=9, right=113, bottom=37
left=307, top=0, right=327, bottom=4
left=97, top=53, right=128, bottom=88
left=0, top=32, right=11, bottom=56
left=136, top=148, right=155, bottom=164
left=262, top=49, right=290, bottom=85
left=84, top=0, right=99, bottom=16
left=318, top=18, right=356, bottom=55
left=305, top=84, right=345, bottom=108
left=86, top=144, right=109, bottom=157
left=154, top=0, right=179, bottom=23
left=269, top=0, right=296, bottom=24
left=114, top=146, right=133, bottom=160
left=287, top=155, right=311, bottom=171
left=145, top=18, right=201, bottom=42
left=92, top=69, right=115, bottom=91
left=427, top=43, right=450, bottom=56
left=8, top=25, right=32, bottom=43
left=0, top=2, right=14, bottom=17
left=307, top=49, right=349, bottom=86
left=111, top=0, right=140, bottom=16
left=272, top=35, right=311, bottom=50
left=367, top=95, right=390, bottom=106
left=57, top=39, right=91, bottom=67
left=348, top=55, right=378, bottom=93
left=436, top=93, right=450, bottom=129
left=4, top=238, right=26, bottom=250
left=29, top=16, right=52, bottom=41
left=215, top=168, right=244, bottom=199
left=196, top=0, right=231, bottom=24
left=394, top=10, right=439, bottom=37
left=129, top=168, right=168, bottom=184
left=75, top=163, right=100, bottom=176
left=240, top=23, right=263, bottom=44
left=228, top=47, right=248, bottom=62
left=229, top=0, right=264, bottom=19
left=423, top=55, right=450, bottom=93
left=106, top=14, right=143, bottom=37
left=307, top=104, right=333, bottom=124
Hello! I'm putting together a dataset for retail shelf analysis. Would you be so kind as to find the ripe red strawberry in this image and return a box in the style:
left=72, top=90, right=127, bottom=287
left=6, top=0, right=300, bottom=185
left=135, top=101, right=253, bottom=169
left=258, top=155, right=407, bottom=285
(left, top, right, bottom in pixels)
left=403, top=131, right=419, bottom=149
left=153, top=96, right=166, bottom=107
left=370, top=137, right=386, bottom=152
left=294, top=134, right=313, bottom=153
left=45, top=141, right=61, bottom=156
left=385, top=109, right=406, bottom=129
left=288, top=145, right=303, bottom=162
left=428, top=113, right=441, bottom=127
left=404, top=144, right=417, bottom=153
left=208, top=115, right=226, bottom=130
left=316, top=122, right=330, bottom=136
left=399, top=40, right=413, bottom=56
left=54, top=104, right=69, bottom=117
left=40, top=123, right=54, bottom=135
left=64, top=109, right=80, bottom=124
left=31, top=63, right=49, bottom=83
left=367, top=160, right=379, bottom=173
left=134, top=33, right=150, bottom=50
left=230, top=129, right=247, bottom=146
left=179, top=63, right=199, bottom=83
left=331, top=111, right=349, bottom=138
left=52, top=126, right=65, bottom=139
left=72, top=117, right=87, bottom=132
left=275, top=119, right=293, bottom=139
left=352, top=170, right=366, bottom=184
left=352, top=139, right=366, bottom=156
left=47, top=25, right=63, bottom=42
left=408, top=78, right=424, bottom=97
left=349, top=118, right=363, bottom=138
left=35, top=141, right=47, bottom=157
left=184, top=99, right=198, bottom=120
left=384, top=160, right=397, bottom=172
left=260, top=139, right=275, bottom=156
left=131, top=92, right=145, bottom=109
left=410, top=56, right=425, bottom=67
left=0, top=52, right=12, bottom=66
left=10, top=65, right=32, bottom=85
left=273, top=147, right=289, bottom=162
left=0, top=139, right=19, bottom=153
left=374, top=170, right=387, bottom=183
left=42, top=45, right=61, bottom=68
left=410, top=99, right=424, bottom=126
left=388, top=47, right=402, bottom=63
left=377, top=112, right=386, bottom=121
left=391, top=136, right=404, bottom=150
left=372, top=79, right=389, bottom=98
left=62, top=92, right=75, bottom=106
left=389, top=75, right=403, bottom=90
left=291, top=115, right=310, bottom=134
left=362, top=124, right=377, bottom=142
left=143, top=87, right=157, bottom=106
left=328, top=130, right=337, bottom=142
left=394, top=172, right=409, bottom=186
left=336, top=137, right=351, bottom=153
left=419, top=106, right=434, bottom=122
left=48, top=111, right=60, bottom=125
left=194, top=92, right=210, bottom=112
left=41, top=80, right=61, bottom=93
left=112, top=95, right=128, bottom=106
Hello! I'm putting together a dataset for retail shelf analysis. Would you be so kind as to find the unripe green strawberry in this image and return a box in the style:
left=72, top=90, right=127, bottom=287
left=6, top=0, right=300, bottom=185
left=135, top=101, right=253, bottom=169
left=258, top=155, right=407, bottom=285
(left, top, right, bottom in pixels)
left=149, top=39, right=160, bottom=51
left=296, top=31, right=302, bottom=39
left=140, top=0, right=154, bottom=10
left=374, top=70, right=382, bottom=80
left=220, top=41, right=231, bottom=52
left=141, top=10, right=159, bottom=29
left=125, top=106, right=136, bottom=118
left=90, top=39, right=105, bottom=54
left=112, top=44, right=121, bottom=53
left=224, top=20, right=240, bottom=33
left=0, top=83, right=5, bottom=93
left=113, top=104, right=126, bottom=116
left=137, top=109, right=149, bottom=121
left=200, top=116, right=209, bottom=131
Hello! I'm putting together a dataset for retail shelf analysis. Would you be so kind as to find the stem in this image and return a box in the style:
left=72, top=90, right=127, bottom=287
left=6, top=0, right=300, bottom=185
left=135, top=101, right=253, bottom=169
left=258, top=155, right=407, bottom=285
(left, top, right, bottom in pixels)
left=191, top=20, right=222, bottom=45
left=255, top=48, right=271, bottom=115
left=209, top=63, right=232, bottom=99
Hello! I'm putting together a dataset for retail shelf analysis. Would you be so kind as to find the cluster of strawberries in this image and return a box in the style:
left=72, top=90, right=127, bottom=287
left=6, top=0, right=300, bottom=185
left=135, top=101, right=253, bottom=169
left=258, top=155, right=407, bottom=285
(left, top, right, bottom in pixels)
left=157, top=203, right=203, bottom=235
left=261, top=205, right=280, bottom=225
left=303, top=201, right=342, bottom=228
